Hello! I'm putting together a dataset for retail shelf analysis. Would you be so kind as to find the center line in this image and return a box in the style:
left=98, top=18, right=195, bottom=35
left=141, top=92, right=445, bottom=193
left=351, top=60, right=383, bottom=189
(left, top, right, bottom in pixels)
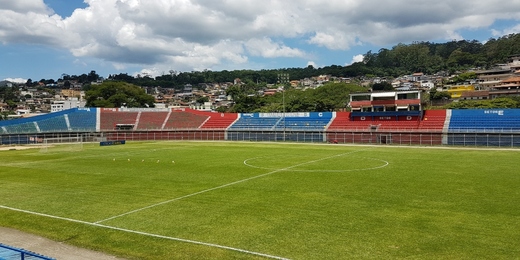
left=96, top=148, right=370, bottom=224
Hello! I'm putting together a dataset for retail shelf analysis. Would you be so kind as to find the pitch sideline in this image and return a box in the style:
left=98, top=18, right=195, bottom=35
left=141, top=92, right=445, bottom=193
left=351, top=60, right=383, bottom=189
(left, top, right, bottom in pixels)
left=0, top=204, right=289, bottom=260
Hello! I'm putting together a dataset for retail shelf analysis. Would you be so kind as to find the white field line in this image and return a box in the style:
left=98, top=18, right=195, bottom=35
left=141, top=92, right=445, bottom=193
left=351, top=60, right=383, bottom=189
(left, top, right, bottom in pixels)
left=0, top=205, right=289, bottom=260
left=95, top=148, right=372, bottom=224
left=0, top=148, right=372, bottom=259
left=243, top=156, right=389, bottom=172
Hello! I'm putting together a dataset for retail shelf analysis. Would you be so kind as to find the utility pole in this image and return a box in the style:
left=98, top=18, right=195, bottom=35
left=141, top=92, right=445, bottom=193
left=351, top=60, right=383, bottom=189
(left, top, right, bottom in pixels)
left=277, top=73, right=289, bottom=141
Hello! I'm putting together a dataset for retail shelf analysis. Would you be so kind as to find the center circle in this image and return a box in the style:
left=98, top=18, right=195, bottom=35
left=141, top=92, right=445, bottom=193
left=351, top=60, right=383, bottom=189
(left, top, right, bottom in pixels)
left=243, top=155, right=389, bottom=172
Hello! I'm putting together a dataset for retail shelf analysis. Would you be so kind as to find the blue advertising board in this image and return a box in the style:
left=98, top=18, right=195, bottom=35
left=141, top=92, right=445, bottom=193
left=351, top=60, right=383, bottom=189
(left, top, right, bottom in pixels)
left=100, top=140, right=126, bottom=146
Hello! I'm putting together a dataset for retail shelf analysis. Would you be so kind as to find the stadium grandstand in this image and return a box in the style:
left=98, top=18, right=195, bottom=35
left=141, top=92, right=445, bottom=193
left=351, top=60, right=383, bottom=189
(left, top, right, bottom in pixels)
left=1, top=91, right=520, bottom=146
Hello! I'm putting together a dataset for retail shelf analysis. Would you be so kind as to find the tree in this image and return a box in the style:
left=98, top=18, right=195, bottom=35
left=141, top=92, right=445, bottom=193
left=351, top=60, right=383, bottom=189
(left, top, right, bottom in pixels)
left=215, top=106, right=228, bottom=113
left=226, top=85, right=243, bottom=101
left=0, top=111, right=11, bottom=120
left=87, top=70, right=100, bottom=82
left=447, top=48, right=475, bottom=68
left=432, top=91, right=451, bottom=100
left=230, top=96, right=265, bottom=112
left=448, top=72, right=477, bottom=84
left=196, top=96, right=209, bottom=104
left=85, top=81, right=155, bottom=108
left=445, top=97, right=519, bottom=109
left=0, top=86, right=19, bottom=106
left=6, top=100, right=17, bottom=110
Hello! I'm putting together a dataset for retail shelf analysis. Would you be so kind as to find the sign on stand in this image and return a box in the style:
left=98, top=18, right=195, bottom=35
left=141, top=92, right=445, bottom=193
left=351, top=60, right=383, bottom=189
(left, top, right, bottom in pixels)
left=100, top=140, right=126, bottom=146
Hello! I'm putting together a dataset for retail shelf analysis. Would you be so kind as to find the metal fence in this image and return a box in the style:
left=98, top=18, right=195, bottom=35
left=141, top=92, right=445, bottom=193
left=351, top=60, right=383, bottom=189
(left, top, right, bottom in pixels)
left=0, top=132, right=103, bottom=145
left=326, top=132, right=444, bottom=146
left=447, top=133, right=520, bottom=147
left=1, top=130, right=520, bottom=148
left=227, top=130, right=326, bottom=142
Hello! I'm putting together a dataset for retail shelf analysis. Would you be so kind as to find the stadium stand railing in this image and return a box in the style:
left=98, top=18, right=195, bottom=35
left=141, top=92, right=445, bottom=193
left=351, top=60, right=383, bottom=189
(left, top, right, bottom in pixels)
left=0, top=243, right=55, bottom=260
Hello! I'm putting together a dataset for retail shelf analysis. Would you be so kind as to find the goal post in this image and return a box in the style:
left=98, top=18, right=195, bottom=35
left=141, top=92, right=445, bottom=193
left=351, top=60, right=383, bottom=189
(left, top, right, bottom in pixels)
left=40, top=134, right=84, bottom=153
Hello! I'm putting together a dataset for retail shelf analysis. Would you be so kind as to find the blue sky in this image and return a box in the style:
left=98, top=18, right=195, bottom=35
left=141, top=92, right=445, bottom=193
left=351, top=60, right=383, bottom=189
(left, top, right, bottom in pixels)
left=1, top=0, right=519, bottom=83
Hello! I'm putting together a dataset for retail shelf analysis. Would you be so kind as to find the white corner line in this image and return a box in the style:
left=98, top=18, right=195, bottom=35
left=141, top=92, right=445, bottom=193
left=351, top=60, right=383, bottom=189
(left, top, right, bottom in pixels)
left=0, top=205, right=289, bottom=260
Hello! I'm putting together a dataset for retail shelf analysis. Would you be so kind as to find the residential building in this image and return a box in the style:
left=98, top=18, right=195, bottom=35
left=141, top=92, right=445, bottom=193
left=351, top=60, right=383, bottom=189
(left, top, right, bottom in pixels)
left=61, top=89, right=84, bottom=100
left=51, top=98, right=86, bottom=112
left=460, top=91, right=489, bottom=100
left=489, top=76, right=520, bottom=98
left=475, top=69, right=512, bottom=89
left=446, top=85, right=475, bottom=99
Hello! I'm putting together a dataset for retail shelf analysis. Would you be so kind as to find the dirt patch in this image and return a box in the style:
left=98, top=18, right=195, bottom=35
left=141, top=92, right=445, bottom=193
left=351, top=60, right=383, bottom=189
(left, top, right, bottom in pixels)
left=0, top=145, right=40, bottom=151
left=0, top=227, right=125, bottom=260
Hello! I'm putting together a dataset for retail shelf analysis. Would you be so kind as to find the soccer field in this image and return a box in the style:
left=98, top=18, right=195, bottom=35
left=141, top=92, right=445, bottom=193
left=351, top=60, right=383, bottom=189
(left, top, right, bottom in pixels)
left=1, top=141, right=520, bottom=259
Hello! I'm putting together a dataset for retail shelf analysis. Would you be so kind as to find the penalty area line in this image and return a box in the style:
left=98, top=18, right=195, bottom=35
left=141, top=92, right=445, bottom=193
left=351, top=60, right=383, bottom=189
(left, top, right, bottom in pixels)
left=0, top=205, right=289, bottom=260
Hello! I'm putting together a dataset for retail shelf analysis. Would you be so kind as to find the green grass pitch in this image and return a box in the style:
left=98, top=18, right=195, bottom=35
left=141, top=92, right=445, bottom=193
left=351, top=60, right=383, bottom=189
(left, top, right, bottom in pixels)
left=1, top=141, right=520, bottom=259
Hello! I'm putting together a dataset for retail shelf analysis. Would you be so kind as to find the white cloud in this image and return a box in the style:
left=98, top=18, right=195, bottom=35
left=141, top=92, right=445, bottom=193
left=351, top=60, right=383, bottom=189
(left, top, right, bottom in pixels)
left=492, top=23, right=520, bottom=37
left=308, top=32, right=360, bottom=50
left=347, top=54, right=365, bottom=66
left=73, top=59, right=88, bottom=67
left=306, top=61, right=317, bottom=68
left=2, top=0, right=520, bottom=74
left=0, top=0, right=51, bottom=14
left=0, top=9, right=65, bottom=45
left=246, top=38, right=306, bottom=58
left=134, top=68, right=160, bottom=78
left=3, top=77, right=27, bottom=83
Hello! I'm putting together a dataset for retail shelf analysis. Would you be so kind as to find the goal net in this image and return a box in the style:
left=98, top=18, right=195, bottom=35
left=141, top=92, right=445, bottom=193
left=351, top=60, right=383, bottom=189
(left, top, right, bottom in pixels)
left=40, top=136, right=84, bottom=153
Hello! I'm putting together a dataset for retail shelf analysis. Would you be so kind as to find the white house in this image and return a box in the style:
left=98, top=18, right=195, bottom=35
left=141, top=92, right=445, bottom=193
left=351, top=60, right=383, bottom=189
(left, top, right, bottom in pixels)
left=420, top=80, right=435, bottom=89
left=51, top=98, right=86, bottom=112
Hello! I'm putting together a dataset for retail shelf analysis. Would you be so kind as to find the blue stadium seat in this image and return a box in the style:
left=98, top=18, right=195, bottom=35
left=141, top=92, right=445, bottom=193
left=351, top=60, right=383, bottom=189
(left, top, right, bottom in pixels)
left=67, top=108, right=97, bottom=131
left=448, top=109, right=520, bottom=133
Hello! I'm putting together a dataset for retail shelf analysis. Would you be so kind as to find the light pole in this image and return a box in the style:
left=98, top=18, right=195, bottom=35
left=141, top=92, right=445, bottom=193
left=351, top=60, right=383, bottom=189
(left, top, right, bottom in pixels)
left=278, top=73, right=289, bottom=141
left=282, top=87, right=285, bottom=141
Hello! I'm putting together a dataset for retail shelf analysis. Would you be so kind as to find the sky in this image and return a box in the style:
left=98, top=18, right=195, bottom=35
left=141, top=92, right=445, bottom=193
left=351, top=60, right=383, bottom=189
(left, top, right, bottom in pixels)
left=1, top=0, right=520, bottom=83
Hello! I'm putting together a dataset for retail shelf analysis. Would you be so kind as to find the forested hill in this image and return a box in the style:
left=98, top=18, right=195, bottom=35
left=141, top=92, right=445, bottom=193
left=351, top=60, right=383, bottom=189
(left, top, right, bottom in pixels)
left=112, top=33, right=520, bottom=88
left=53, top=33, right=520, bottom=89
left=359, top=33, right=520, bottom=77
